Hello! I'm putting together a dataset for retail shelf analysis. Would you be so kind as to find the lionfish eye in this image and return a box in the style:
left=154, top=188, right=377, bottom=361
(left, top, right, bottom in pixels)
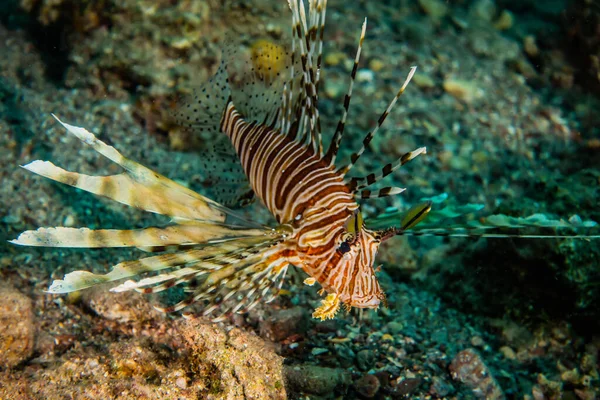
left=338, top=241, right=351, bottom=254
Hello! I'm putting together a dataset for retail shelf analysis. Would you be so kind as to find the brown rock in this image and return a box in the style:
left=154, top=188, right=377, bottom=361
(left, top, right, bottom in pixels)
left=449, top=348, right=505, bottom=400
left=354, top=373, right=380, bottom=398
left=260, top=306, right=309, bottom=342
left=0, top=284, right=34, bottom=368
left=82, top=287, right=161, bottom=323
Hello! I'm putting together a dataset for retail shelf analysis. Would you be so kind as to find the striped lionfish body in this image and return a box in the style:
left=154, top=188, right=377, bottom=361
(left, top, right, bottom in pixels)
left=222, top=102, right=382, bottom=311
left=10, top=0, right=436, bottom=321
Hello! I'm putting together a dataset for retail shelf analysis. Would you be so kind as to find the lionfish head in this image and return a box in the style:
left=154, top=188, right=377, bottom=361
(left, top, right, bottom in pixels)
left=312, top=209, right=386, bottom=320
left=312, top=202, right=435, bottom=320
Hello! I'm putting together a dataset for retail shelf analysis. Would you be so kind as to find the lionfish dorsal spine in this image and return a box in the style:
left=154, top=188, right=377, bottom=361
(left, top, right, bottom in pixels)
left=338, top=66, right=417, bottom=176
left=324, top=18, right=367, bottom=166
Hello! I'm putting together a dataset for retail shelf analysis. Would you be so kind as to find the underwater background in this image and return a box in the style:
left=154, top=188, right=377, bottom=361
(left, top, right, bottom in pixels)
left=0, top=0, right=599, bottom=398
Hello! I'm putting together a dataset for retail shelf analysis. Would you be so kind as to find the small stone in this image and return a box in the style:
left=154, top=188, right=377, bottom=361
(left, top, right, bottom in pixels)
left=493, top=10, right=513, bottom=31
left=354, top=374, right=380, bottom=398
left=83, top=288, right=158, bottom=323
left=368, top=59, right=385, bottom=72
left=311, top=347, right=328, bottom=356
left=387, top=321, right=404, bottom=334
left=537, top=374, right=562, bottom=398
left=324, top=51, right=346, bottom=67
left=394, top=377, right=422, bottom=396
left=356, top=69, right=374, bottom=83
left=450, top=348, right=504, bottom=399
left=260, top=306, right=308, bottom=342
left=418, top=0, right=448, bottom=20
left=412, top=73, right=435, bottom=89
left=175, top=376, right=188, bottom=389
left=324, top=79, right=345, bottom=99
left=356, top=349, right=376, bottom=371
left=443, top=78, right=483, bottom=104
left=2, top=214, right=19, bottom=224
left=574, top=388, right=596, bottom=400
left=429, top=376, right=454, bottom=397
left=499, top=346, right=516, bottom=360
left=560, top=368, right=580, bottom=384
left=63, top=214, right=76, bottom=227
left=470, top=335, right=485, bottom=347
left=284, top=364, right=351, bottom=396
left=523, top=35, right=539, bottom=57
left=168, top=128, right=188, bottom=151
left=381, top=333, right=394, bottom=342
left=334, top=343, right=356, bottom=368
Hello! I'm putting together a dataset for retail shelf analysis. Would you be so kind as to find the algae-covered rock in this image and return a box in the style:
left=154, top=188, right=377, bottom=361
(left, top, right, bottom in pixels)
left=0, top=318, right=285, bottom=399
left=181, top=320, right=286, bottom=400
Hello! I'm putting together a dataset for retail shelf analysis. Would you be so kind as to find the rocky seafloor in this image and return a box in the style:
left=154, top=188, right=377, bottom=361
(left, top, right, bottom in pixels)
left=0, top=0, right=599, bottom=399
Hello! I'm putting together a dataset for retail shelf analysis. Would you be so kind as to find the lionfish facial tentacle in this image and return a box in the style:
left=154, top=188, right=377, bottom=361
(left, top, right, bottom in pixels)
left=339, top=66, right=417, bottom=176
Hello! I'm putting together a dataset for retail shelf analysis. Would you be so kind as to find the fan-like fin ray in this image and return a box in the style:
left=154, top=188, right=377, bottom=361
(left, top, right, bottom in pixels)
left=46, top=235, right=281, bottom=294
left=10, top=223, right=269, bottom=248
left=41, top=115, right=227, bottom=222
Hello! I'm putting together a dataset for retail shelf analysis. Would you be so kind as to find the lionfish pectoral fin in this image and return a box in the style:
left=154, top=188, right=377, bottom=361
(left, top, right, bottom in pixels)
left=148, top=246, right=291, bottom=322
left=47, top=235, right=282, bottom=298
left=47, top=249, right=213, bottom=293
left=27, top=116, right=226, bottom=222
left=10, top=224, right=268, bottom=248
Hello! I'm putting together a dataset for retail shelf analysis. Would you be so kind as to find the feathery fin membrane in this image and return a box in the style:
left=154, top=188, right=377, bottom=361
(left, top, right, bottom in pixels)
left=11, top=117, right=288, bottom=320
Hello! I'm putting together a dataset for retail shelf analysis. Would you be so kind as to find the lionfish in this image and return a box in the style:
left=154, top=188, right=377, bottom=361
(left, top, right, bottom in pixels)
left=11, top=0, right=599, bottom=322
